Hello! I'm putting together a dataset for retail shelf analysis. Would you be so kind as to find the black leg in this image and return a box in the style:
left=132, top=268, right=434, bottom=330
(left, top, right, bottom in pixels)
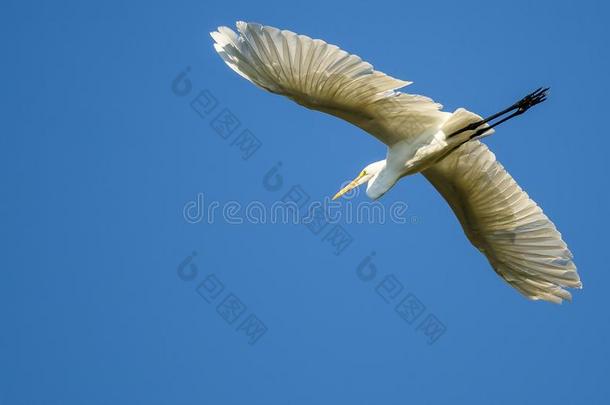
left=447, top=87, right=550, bottom=139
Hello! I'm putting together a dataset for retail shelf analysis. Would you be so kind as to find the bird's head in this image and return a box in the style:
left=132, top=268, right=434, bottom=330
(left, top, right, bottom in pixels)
left=332, top=160, right=388, bottom=201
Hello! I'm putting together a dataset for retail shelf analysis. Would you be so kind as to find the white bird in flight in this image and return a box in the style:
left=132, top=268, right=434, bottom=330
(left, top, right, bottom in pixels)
left=211, top=21, right=582, bottom=303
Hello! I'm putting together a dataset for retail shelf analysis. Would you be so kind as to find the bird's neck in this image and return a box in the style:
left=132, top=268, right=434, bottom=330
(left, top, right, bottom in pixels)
left=366, top=162, right=399, bottom=200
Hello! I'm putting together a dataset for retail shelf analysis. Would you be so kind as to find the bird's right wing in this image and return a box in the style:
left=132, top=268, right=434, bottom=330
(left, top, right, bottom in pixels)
left=211, top=21, right=448, bottom=145
left=422, top=141, right=581, bottom=303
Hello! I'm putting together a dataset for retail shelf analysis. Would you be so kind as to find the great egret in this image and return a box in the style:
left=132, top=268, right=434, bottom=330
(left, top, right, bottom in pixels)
left=211, top=21, right=581, bottom=303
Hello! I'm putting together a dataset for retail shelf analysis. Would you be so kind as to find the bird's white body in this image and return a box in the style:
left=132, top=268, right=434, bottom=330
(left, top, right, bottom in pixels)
left=366, top=131, right=450, bottom=199
left=211, top=21, right=582, bottom=303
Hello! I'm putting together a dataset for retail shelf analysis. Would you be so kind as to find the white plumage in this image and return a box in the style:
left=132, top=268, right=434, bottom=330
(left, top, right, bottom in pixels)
left=424, top=141, right=580, bottom=303
left=211, top=21, right=582, bottom=303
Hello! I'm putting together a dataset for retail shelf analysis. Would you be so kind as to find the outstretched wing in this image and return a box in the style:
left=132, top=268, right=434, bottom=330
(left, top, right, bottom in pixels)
left=211, top=21, right=448, bottom=145
left=423, top=141, right=581, bottom=303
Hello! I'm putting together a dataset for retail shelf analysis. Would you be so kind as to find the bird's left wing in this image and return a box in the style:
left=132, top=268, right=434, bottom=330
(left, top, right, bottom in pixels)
left=211, top=22, right=447, bottom=145
left=422, top=141, right=581, bottom=303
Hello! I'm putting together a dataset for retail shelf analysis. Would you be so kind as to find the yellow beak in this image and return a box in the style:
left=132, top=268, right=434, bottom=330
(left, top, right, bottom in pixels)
left=332, top=171, right=366, bottom=200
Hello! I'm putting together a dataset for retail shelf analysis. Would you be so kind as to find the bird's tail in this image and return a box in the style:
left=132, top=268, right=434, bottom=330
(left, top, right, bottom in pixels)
left=441, top=108, right=494, bottom=142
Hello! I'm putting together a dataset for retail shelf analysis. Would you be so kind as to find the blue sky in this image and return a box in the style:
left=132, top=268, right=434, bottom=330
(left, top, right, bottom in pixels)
left=2, top=0, right=609, bottom=404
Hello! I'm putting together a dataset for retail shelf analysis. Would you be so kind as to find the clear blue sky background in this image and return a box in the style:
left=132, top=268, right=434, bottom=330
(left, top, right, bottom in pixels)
left=2, top=0, right=609, bottom=404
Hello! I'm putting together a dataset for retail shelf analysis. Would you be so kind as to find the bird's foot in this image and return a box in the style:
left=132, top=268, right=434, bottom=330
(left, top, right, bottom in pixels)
left=512, top=87, right=550, bottom=114
left=448, top=87, right=550, bottom=140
